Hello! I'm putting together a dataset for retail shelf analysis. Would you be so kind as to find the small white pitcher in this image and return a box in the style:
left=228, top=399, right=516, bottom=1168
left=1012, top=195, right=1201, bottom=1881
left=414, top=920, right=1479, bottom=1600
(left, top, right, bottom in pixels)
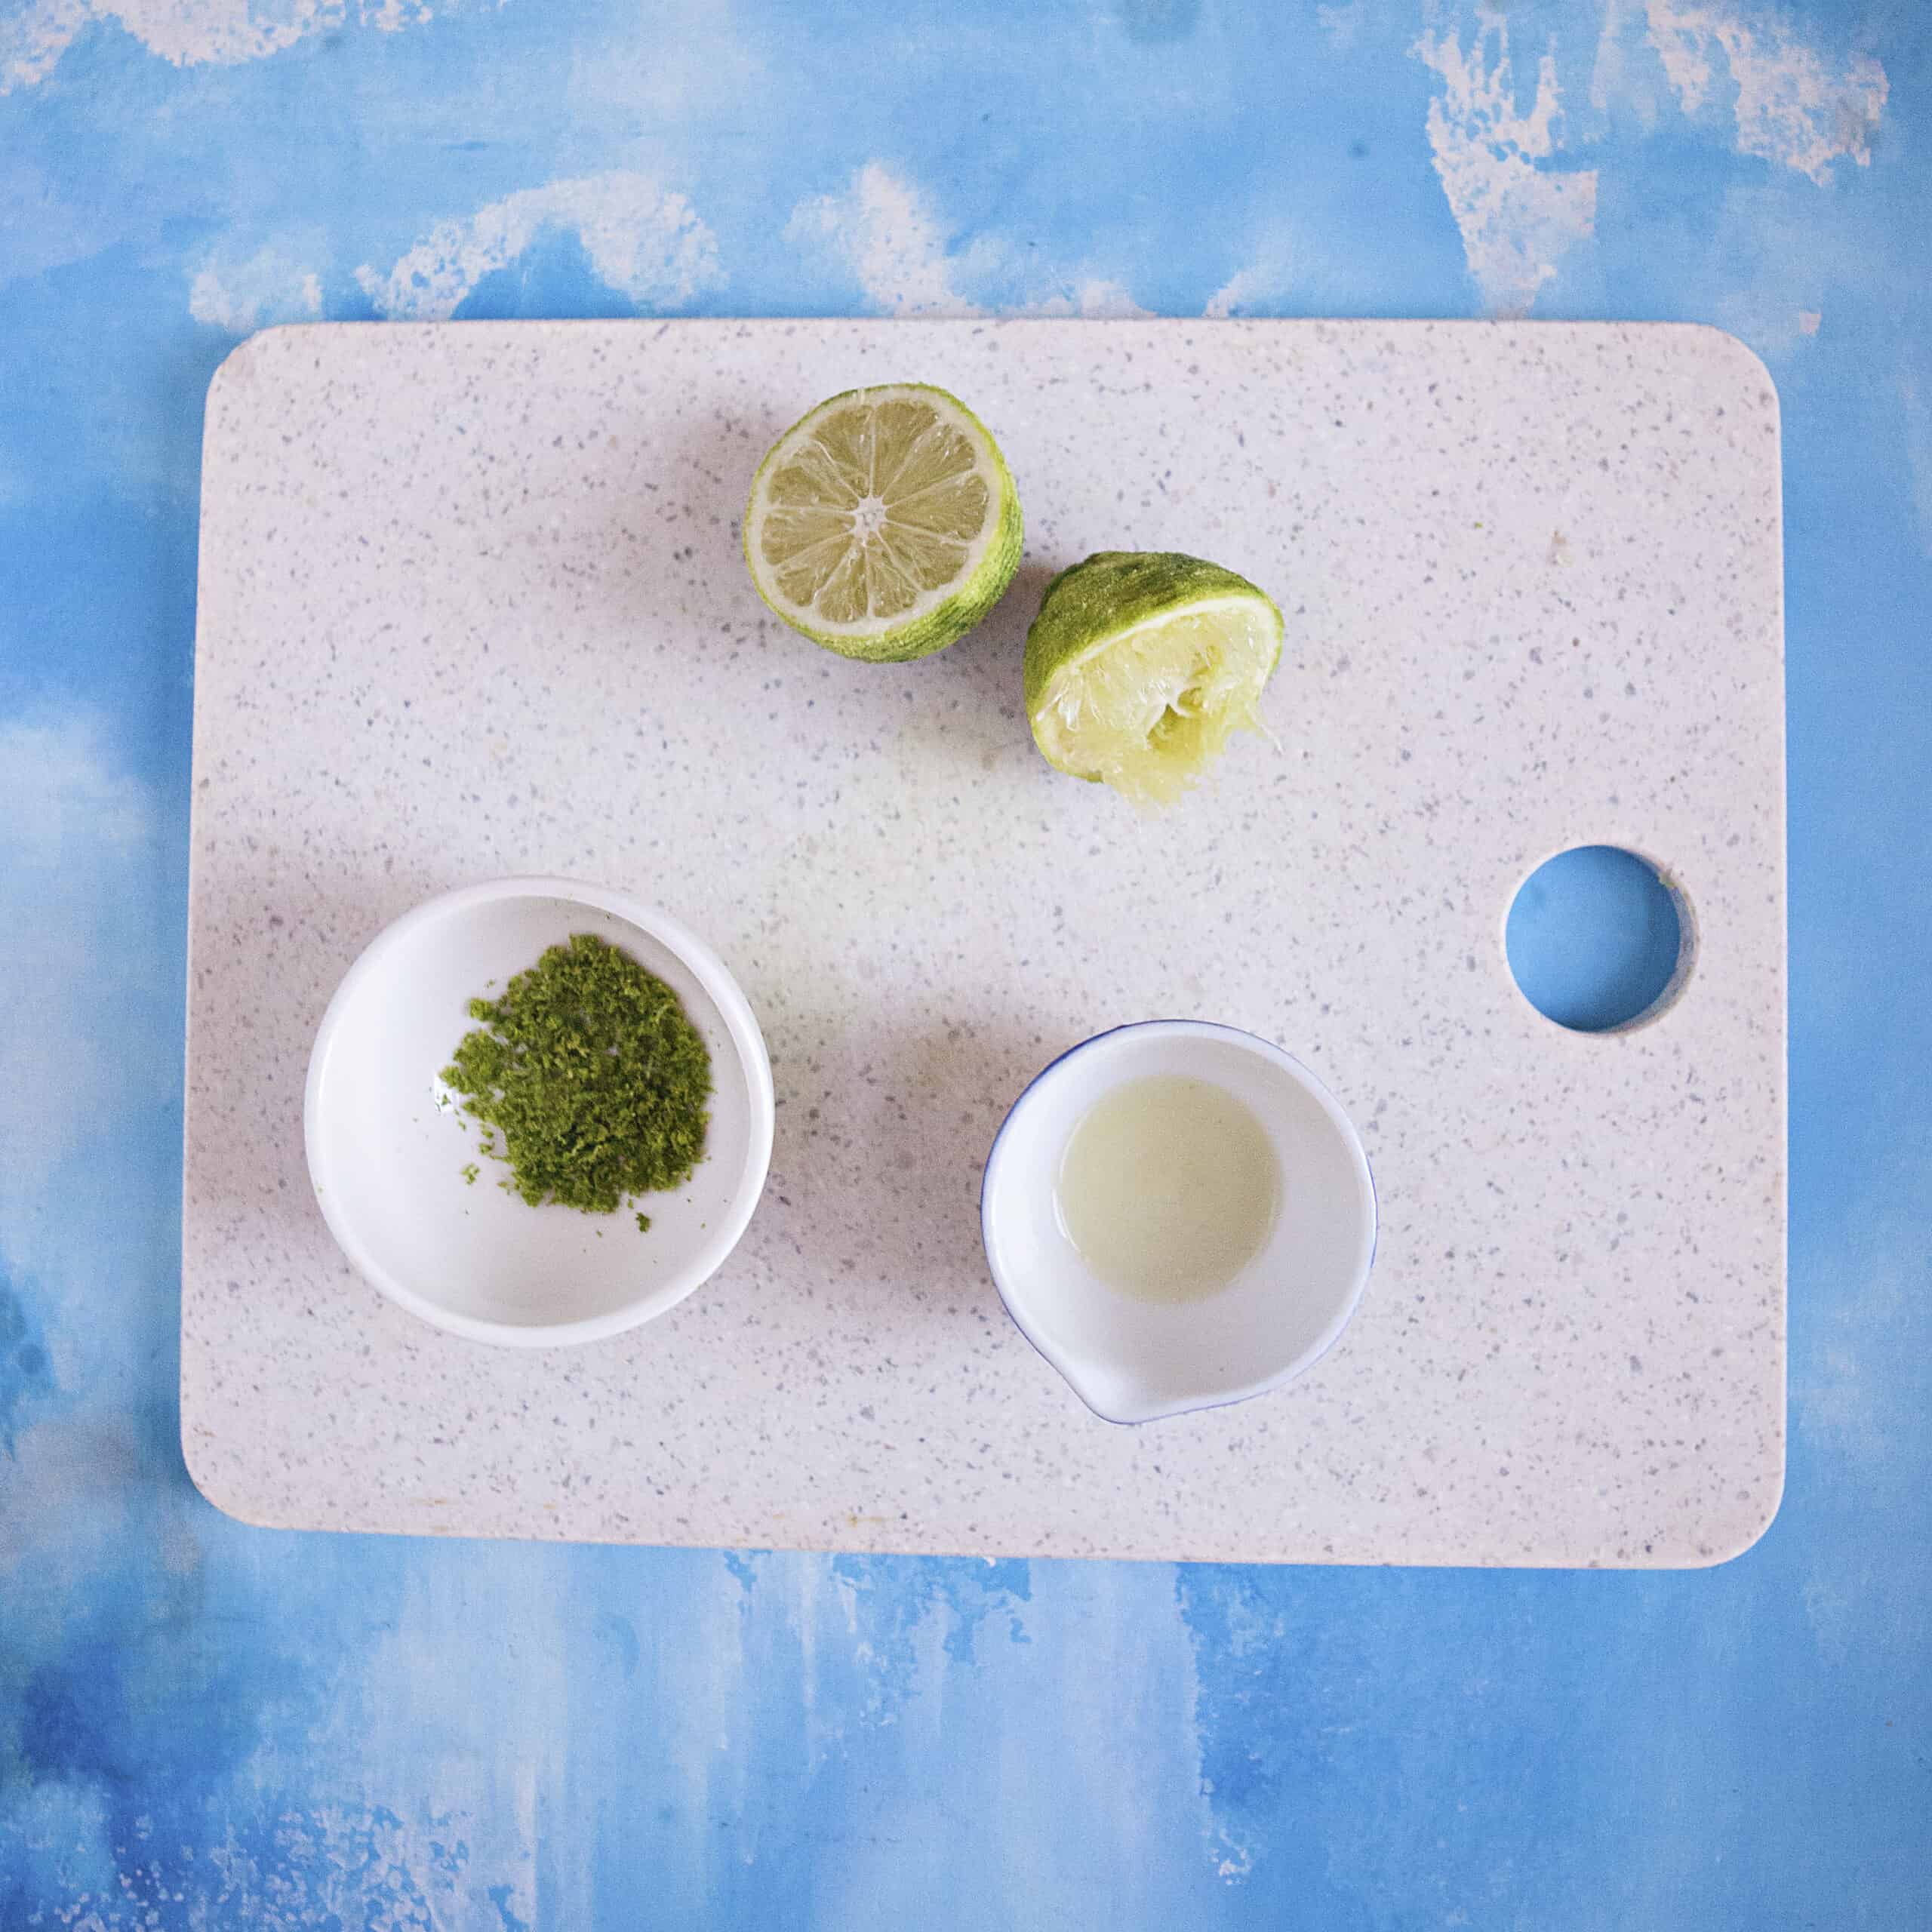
left=981, top=1020, right=1377, bottom=1425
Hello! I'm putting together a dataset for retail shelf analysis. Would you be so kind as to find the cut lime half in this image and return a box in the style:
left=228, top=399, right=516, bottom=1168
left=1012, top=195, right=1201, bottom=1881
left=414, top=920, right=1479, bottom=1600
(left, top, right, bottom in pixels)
left=743, top=383, right=1023, bottom=662
left=1024, top=551, right=1283, bottom=807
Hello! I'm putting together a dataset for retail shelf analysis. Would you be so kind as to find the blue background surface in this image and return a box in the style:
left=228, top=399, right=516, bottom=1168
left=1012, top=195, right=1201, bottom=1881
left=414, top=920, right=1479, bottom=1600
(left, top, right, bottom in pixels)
left=2, top=2, right=1927, bottom=1924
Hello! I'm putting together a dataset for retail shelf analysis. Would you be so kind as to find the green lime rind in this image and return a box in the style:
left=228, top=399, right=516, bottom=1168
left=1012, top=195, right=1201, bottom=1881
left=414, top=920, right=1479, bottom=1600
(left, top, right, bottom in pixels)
left=743, top=382, right=1023, bottom=664
left=1023, top=550, right=1284, bottom=781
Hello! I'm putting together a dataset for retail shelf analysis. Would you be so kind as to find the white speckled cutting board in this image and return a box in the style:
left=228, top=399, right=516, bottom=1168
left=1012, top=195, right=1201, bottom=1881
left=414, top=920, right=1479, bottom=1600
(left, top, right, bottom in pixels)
left=182, top=318, right=1785, bottom=1566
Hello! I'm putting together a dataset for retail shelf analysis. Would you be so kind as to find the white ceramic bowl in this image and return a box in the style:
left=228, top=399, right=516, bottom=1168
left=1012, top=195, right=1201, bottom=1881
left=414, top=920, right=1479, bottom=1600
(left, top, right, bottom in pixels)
left=980, top=1021, right=1377, bottom=1424
left=304, top=877, right=774, bottom=1346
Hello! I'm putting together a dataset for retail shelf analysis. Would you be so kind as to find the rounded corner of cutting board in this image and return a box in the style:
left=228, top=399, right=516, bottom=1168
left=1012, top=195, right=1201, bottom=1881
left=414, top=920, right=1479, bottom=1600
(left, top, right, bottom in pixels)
left=180, top=1417, right=293, bottom=1534
left=1677, top=1455, right=1788, bottom=1571
left=1663, top=319, right=1782, bottom=404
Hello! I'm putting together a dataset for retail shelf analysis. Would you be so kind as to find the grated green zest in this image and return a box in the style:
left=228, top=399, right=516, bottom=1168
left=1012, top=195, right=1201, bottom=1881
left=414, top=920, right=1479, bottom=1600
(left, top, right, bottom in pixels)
left=441, top=932, right=712, bottom=1218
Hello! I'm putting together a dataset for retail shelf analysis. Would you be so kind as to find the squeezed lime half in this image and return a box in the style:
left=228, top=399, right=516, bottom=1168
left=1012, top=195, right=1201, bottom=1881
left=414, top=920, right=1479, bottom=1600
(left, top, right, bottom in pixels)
left=1024, top=550, right=1282, bottom=805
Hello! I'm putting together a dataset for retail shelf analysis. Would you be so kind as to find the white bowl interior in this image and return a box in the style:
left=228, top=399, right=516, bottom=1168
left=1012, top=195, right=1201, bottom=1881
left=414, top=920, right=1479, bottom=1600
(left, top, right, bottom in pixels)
left=306, top=886, right=768, bottom=1341
left=982, top=1025, right=1376, bottom=1423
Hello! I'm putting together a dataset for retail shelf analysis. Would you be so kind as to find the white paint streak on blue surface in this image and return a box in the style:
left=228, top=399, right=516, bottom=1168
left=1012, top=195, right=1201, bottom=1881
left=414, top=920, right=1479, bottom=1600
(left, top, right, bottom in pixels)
left=1, top=0, right=480, bottom=93
left=189, top=248, right=325, bottom=332
left=1414, top=8, right=1600, bottom=314
left=358, top=173, right=724, bottom=321
left=788, top=163, right=1150, bottom=318
left=1414, top=0, right=1891, bottom=320
left=1643, top=0, right=1886, bottom=183
left=786, top=165, right=989, bottom=317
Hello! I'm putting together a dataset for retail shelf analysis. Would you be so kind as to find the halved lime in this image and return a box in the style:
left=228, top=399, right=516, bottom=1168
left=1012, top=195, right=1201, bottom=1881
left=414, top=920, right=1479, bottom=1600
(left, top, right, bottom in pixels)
left=743, top=383, right=1023, bottom=662
left=1024, top=551, right=1283, bottom=806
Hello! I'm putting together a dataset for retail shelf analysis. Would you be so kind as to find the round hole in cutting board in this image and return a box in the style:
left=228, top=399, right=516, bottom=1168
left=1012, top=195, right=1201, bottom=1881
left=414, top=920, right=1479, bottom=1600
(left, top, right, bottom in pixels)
left=1505, top=846, right=1688, bottom=1033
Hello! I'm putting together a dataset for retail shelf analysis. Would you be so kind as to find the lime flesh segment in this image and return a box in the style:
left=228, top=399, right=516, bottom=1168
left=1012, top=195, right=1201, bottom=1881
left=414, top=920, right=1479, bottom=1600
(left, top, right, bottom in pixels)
left=744, top=383, right=1023, bottom=662
left=1024, top=552, right=1283, bottom=806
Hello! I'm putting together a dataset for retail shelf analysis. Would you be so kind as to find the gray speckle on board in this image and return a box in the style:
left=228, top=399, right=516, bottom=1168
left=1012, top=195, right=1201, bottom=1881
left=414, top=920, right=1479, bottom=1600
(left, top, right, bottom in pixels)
left=180, top=318, right=1784, bottom=1566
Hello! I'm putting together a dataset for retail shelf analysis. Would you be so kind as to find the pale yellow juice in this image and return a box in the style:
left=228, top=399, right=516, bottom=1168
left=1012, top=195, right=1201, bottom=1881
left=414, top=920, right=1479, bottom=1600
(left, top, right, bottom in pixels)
left=1053, top=1074, right=1280, bottom=1303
